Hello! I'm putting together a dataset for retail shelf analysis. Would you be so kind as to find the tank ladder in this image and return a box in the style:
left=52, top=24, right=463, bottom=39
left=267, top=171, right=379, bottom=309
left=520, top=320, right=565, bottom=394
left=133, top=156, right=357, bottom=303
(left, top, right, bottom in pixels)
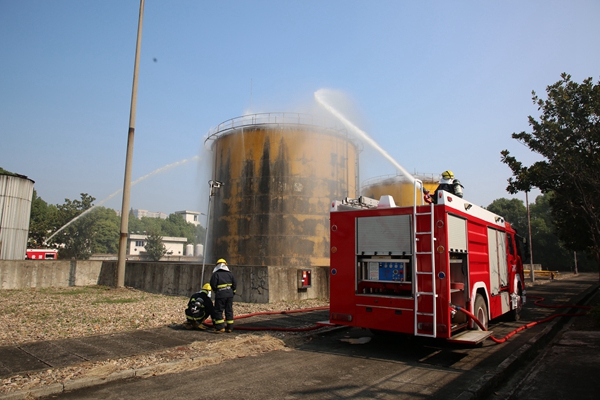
left=413, top=179, right=437, bottom=338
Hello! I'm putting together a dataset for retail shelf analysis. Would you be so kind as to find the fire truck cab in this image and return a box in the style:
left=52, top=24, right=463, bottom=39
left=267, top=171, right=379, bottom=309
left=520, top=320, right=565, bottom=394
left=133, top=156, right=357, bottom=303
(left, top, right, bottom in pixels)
left=329, top=184, right=526, bottom=344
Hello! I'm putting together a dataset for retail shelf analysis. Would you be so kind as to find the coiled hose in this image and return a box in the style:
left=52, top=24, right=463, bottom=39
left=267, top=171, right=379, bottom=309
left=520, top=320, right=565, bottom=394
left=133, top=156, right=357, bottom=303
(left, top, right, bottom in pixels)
left=451, top=295, right=592, bottom=344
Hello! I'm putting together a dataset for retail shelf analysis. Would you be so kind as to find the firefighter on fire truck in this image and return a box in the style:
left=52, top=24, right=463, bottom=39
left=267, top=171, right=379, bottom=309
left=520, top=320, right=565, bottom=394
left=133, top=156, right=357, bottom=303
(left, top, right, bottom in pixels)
left=426, top=170, right=464, bottom=204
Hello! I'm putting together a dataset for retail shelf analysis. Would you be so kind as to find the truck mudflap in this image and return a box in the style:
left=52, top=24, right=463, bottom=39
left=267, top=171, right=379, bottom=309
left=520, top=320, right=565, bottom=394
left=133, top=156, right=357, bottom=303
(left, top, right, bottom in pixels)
left=446, top=330, right=493, bottom=345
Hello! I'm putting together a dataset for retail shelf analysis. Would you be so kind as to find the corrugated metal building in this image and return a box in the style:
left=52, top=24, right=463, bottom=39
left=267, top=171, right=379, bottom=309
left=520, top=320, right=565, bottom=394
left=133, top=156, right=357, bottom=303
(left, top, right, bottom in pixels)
left=0, top=173, right=35, bottom=260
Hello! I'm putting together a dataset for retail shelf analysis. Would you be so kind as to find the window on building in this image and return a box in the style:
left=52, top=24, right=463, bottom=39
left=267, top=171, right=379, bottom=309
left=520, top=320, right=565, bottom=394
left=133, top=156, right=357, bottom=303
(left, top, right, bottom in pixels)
left=194, top=215, right=198, bottom=221
left=135, top=240, right=144, bottom=247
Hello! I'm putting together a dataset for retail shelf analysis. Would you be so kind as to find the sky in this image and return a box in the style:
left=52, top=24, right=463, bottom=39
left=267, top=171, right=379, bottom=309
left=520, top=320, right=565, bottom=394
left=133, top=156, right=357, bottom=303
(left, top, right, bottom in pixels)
left=1, top=0, right=599, bottom=219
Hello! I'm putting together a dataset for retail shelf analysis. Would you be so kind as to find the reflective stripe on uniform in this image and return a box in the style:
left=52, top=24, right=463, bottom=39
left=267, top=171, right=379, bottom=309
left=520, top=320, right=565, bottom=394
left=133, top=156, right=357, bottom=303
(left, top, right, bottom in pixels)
left=214, top=319, right=225, bottom=324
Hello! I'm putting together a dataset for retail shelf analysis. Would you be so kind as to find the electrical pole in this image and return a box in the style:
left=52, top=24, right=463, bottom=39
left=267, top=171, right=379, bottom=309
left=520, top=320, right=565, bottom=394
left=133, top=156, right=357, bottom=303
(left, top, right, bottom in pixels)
left=116, top=0, right=145, bottom=287
left=526, top=191, right=535, bottom=283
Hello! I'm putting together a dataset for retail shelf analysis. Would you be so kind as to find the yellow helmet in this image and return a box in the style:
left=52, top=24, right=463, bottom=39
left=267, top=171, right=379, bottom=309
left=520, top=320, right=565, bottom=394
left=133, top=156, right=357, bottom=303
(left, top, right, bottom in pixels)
left=442, top=170, right=454, bottom=179
left=217, top=258, right=227, bottom=264
left=202, top=283, right=212, bottom=291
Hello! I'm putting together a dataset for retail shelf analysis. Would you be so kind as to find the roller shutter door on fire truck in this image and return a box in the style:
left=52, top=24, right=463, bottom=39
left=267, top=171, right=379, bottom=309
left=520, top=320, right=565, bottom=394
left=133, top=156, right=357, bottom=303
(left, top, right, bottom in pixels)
left=357, top=215, right=412, bottom=255
left=487, top=228, right=508, bottom=295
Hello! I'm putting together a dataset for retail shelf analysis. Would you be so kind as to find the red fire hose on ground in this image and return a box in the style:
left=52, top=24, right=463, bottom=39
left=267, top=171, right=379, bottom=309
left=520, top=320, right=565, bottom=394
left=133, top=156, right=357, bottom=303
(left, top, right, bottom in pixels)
left=202, top=306, right=330, bottom=332
left=451, top=295, right=592, bottom=344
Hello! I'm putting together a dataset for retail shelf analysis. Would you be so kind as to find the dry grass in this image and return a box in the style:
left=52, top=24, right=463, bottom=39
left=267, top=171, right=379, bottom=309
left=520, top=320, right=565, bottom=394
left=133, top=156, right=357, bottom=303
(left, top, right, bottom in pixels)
left=0, top=285, right=329, bottom=395
left=0, top=285, right=329, bottom=347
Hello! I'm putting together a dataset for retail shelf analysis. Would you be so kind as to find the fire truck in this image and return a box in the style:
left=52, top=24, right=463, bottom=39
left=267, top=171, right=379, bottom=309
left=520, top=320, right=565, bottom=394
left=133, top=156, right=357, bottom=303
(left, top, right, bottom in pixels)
left=26, top=249, right=58, bottom=260
left=328, top=182, right=526, bottom=344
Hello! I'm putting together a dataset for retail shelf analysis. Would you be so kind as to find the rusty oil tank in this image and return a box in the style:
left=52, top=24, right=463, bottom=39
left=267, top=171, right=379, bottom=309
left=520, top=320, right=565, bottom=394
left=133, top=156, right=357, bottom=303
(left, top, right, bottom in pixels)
left=361, top=173, right=438, bottom=207
left=205, top=113, right=359, bottom=267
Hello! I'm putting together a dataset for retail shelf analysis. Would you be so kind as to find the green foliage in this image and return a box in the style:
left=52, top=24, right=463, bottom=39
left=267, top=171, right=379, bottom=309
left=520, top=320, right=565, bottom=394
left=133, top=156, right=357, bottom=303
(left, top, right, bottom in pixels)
left=487, top=194, right=595, bottom=271
left=30, top=190, right=204, bottom=258
left=144, top=229, right=166, bottom=261
left=90, top=207, right=121, bottom=254
left=501, top=73, right=600, bottom=270
left=28, top=190, right=58, bottom=247
left=487, top=198, right=528, bottom=235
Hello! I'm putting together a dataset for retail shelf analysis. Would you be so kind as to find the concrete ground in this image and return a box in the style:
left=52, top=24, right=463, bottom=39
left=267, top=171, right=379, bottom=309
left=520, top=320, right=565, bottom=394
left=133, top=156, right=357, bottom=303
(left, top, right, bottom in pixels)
left=0, top=273, right=598, bottom=399
left=488, top=273, right=600, bottom=400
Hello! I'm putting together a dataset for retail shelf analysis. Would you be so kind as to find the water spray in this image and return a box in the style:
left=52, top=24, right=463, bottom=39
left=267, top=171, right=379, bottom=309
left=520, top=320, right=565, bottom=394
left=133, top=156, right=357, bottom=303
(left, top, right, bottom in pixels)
left=314, top=89, right=418, bottom=187
left=44, top=156, right=200, bottom=245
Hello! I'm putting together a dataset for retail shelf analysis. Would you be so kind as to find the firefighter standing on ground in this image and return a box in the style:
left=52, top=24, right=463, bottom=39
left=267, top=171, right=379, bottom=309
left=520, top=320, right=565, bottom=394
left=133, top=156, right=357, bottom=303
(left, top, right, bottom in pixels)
left=210, top=258, right=237, bottom=333
left=184, top=283, right=216, bottom=330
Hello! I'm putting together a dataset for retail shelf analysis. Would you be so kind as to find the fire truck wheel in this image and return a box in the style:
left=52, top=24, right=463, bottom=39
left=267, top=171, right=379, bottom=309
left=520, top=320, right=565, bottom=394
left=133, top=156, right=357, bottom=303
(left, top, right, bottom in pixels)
left=473, top=294, right=488, bottom=330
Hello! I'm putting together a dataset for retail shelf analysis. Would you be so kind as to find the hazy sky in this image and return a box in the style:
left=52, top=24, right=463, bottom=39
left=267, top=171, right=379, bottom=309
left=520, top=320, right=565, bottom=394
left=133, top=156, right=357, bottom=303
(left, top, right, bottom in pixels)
left=1, top=1, right=599, bottom=218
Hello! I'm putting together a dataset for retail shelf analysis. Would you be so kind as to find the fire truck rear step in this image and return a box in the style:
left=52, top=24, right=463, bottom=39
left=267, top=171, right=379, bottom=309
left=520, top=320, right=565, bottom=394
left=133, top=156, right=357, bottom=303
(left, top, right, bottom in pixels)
left=446, top=330, right=493, bottom=345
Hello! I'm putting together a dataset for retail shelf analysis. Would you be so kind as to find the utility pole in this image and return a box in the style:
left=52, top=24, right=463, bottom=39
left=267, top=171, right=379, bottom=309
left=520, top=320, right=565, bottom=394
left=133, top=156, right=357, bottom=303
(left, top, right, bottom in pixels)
left=526, top=191, right=535, bottom=283
left=116, top=0, right=145, bottom=287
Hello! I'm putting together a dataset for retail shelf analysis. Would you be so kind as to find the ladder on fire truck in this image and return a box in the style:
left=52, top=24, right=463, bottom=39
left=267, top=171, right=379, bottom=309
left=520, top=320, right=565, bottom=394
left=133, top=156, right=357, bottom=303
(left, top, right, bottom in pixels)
left=413, top=179, right=437, bottom=337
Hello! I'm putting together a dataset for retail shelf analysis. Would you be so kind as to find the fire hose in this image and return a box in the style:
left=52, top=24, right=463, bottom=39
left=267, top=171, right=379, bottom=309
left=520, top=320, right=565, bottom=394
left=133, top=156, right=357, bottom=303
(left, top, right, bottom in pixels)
left=202, top=306, right=330, bottom=332
left=450, top=295, right=592, bottom=344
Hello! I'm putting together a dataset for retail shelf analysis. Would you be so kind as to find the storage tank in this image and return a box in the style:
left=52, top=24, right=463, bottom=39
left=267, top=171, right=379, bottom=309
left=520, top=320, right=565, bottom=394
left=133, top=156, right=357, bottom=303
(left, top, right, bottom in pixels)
left=186, top=244, right=193, bottom=256
left=361, top=173, right=438, bottom=207
left=195, top=244, right=203, bottom=258
left=0, top=173, right=35, bottom=260
left=205, top=113, right=359, bottom=267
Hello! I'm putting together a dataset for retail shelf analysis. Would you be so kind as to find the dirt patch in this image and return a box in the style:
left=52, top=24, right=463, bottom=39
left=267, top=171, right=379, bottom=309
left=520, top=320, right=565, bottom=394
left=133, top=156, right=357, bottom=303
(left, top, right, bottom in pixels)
left=0, top=286, right=329, bottom=347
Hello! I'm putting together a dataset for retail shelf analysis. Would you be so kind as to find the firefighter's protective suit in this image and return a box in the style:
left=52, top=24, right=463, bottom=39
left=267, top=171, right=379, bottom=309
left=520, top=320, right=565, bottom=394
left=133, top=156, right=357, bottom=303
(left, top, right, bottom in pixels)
left=184, top=283, right=216, bottom=330
left=210, top=259, right=237, bottom=333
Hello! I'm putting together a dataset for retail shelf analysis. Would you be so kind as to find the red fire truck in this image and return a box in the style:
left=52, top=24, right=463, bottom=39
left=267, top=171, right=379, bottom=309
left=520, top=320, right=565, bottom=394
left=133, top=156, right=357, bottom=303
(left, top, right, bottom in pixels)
left=328, top=184, right=526, bottom=344
left=26, top=249, right=59, bottom=260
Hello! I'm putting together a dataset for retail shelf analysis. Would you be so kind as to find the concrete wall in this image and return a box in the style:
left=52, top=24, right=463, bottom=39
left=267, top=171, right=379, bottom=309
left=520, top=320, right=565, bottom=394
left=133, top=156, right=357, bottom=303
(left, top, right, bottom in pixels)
left=101, top=262, right=329, bottom=302
left=0, top=260, right=329, bottom=303
left=0, top=260, right=107, bottom=289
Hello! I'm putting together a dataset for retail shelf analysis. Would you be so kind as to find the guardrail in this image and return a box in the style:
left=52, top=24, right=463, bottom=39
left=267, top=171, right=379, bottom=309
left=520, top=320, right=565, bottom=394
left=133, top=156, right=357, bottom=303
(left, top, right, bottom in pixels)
left=204, top=112, right=349, bottom=147
left=524, top=270, right=559, bottom=279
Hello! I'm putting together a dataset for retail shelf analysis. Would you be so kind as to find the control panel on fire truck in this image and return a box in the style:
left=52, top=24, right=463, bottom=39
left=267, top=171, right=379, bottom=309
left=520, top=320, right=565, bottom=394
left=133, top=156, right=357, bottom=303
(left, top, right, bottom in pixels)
left=366, top=260, right=408, bottom=282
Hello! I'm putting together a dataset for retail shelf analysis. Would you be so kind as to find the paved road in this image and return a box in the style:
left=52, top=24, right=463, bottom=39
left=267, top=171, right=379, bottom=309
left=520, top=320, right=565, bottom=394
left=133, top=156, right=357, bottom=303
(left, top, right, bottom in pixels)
left=31, top=273, right=597, bottom=400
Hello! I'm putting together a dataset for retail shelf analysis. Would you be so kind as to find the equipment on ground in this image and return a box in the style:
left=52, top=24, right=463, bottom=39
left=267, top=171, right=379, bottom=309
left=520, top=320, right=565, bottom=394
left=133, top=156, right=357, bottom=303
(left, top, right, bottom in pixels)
left=328, top=182, right=526, bottom=344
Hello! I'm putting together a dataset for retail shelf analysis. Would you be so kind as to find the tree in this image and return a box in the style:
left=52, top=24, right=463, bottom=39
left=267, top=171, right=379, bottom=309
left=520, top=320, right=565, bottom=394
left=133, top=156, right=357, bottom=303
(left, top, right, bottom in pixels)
left=144, top=229, right=166, bottom=261
left=501, top=73, right=600, bottom=276
left=90, top=207, right=120, bottom=254
left=486, top=198, right=528, bottom=236
left=50, top=193, right=97, bottom=259
left=28, top=190, right=58, bottom=247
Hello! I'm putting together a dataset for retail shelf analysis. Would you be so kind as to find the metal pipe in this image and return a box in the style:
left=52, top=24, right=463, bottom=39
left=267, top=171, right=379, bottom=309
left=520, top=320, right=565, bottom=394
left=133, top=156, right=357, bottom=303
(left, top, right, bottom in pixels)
left=201, top=180, right=224, bottom=284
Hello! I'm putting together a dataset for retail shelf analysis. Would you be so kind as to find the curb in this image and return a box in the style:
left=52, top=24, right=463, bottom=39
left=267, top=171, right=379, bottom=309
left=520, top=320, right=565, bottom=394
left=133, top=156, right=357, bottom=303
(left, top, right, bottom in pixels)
left=454, top=281, right=599, bottom=400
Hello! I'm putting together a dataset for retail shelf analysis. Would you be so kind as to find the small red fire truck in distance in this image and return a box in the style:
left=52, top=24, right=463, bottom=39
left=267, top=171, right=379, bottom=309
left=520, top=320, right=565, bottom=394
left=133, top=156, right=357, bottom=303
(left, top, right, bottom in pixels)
left=328, top=185, right=526, bottom=344
left=26, top=249, right=58, bottom=260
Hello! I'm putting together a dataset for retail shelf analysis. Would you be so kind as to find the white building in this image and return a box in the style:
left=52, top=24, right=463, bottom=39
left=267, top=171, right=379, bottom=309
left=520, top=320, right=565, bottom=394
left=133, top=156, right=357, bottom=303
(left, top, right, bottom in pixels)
left=133, top=209, right=168, bottom=219
left=174, top=210, right=202, bottom=226
left=128, top=234, right=187, bottom=257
